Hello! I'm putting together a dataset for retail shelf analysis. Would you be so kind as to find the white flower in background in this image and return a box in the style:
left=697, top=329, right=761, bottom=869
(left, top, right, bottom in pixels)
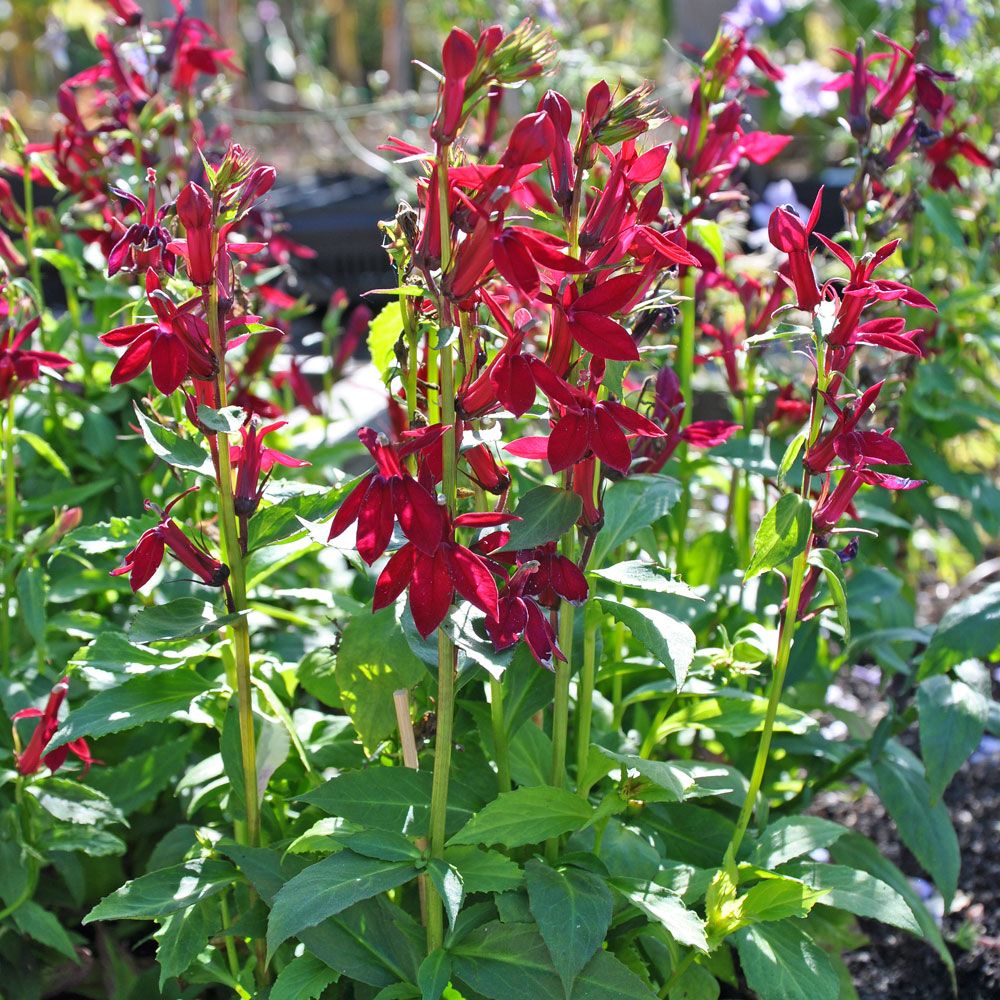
left=748, top=179, right=808, bottom=247
left=776, top=60, right=839, bottom=119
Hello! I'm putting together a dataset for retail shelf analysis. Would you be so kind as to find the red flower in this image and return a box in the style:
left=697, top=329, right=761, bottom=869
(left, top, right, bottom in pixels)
left=107, top=169, right=175, bottom=277
left=111, top=488, right=229, bottom=592
left=768, top=188, right=823, bottom=312
left=433, top=28, right=478, bottom=145
left=925, top=129, right=992, bottom=191
left=12, top=677, right=95, bottom=777
left=804, top=381, right=885, bottom=474
left=100, top=269, right=216, bottom=394
left=812, top=429, right=923, bottom=532
left=0, top=316, right=71, bottom=400
left=373, top=510, right=509, bottom=638
left=231, top=421, right=309, bottom=517
left=507, top=359, right=666, bottom=474
left=549, top=272, right=646, bottom=363
left=328, top=426, right=446, bottom=564
left=107, top=0, right=143, bottom=26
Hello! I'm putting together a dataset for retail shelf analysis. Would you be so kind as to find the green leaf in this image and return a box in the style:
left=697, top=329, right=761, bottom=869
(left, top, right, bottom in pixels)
left=301, top=767, right=482, bottom=838
left=133, top=405, right=214, bottom=475
left=13, top=900, right=79, bottom=962
left=623, top=884, right=708, bottom=951
left=127, top=597, right=244, bottom=643
left=590, top=560, right=701, bottom=599
left=249, top=479, right=357, bottom=550
left=297, top=647, right=339, bottom=705
left=452, top=921, right=561, bottom=998
left=870, top=744, right=959, bottom=905
left=271, top=953, right=340, bottom=1000
left=745, top=494, right=812, bottom=581
left=829, top=833, right=954, bottom=975
left=28, top=779, right=125, bottom=827
left=919, top=581, right=1000, bottom=678
left=335, top=607, right=427, bottom=749
left=922, top=191, right=965, bottom=250
left=447, top=786, right=593, bottom=849
left=85, top=859, right=235, bottom=922
left=196, top=404, right=245, bottom=433
left=368, top=302, right=405, bottom=380
left=267, top=850, right=418, bottom=957
left=444, top=846, right=523, bottom=894
left=598, top=599, right=695, bottom=687
left=17, top=429, right=70, bottom=477
left=572, top=951, right=659, bottom=999
left=735, top=922, right=838, bottom=1000
left=500, top=486, right=582, bottom=551
left=418, top=949, right=452, bottom=1000
left=750, top=817, right=846, bottom=870
left=16, top=566, right=47, bottom=644
left=778, top=862, right=921, bottom=934
left=739, top=876, right=827, bottom=923
left=525, top=859, right=613, bottom=993
left=807, top=548, right=850, bottom=641
left=918, top=668, right=989, bottom=803
left=427, top=859, right=464, bottom=928
left=89, top=735, right=194, bottom=815
left=154, top=902, right=212, bottom=988
left=339, top=829, right=424, bottom=862
left=591, top=475, right=681, bottom=567
left=48, top=670, right=219, bottom=752
left=777, top=430, right=806, bottom=487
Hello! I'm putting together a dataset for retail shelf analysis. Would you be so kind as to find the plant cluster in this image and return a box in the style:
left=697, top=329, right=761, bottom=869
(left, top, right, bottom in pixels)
left=0, top=2, right=997, bottom=999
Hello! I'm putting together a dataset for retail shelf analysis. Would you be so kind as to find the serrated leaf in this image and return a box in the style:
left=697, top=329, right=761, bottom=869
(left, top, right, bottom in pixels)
left=624, top=884, right=708, bottom=952
left=500, top=486, right=582, bottom=551
left=48, top=670, right=219, bottom=752
left=745, top=494, right=812, bottom=581
left=590, top=560, right=701, bottom=599
left=196, top=404, right=245, bottom=433
left=270, top=952, right=340, bottom=1000
left=85, top=858, right=235, bottom=922
left=447, top=786, right=593, bottom=849
left=154, top=902, right=212, bottom=988
left=598, top=599, right=695, bottom=687
left=427, top=859, right=464, bottom=929
left=13, top=900, right=79, bottom=962
left=918, top=581, right=1000, bottom=678
left=739, top=876, right=827, bottom=923
left=444, top=846, right=523, bottom=894
left=418, top=949, right=452, bottom=1000
left=28, top=779, right=126, bottom=827
left=266, top=850, right=418, bottom=958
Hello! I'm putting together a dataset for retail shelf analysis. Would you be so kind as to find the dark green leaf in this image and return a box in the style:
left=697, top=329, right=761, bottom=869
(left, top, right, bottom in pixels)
left=127, top=598, right=244, bottom=643
left=571, top=950, right=659, bottom=999
left=745, top=494, right=812, bottom=581
left=13, top=900, right=79, bottom=962
left=266, top=850, right=418, bottom=957
left=501, top=486, right=583, bottom=551
left=452, top=920, right=562, bottom=998
left=48, top=670, right=219, bottom=752
left=621, top=885, right=708, bottom=951
left=133, top=405, right=213, bottom=475
left=85, top=858, right=235, bottom=922
left=919, top=581, right=1000, bottom=678
left=418, top=949, right=452, bottom=1000
left=735, top=922, right=838, bottom=1000
left=444, top=846, right=523, bottom=894
left=447, top=786, right=593, bottom=849
left=154, top=902, right=212, bottom=988
left=16, top=566, right=46, bottom=644
left=591, top=475, right=681, bottom=567
left=196, top=404, right=245, bottom=433
left=750, top=817, right=846, bottom=870
left=270, top=953, right=340, bottom=1000
left=28, top=779, right=125, bottom=827
left=525, top=859, right=613, bottom=993
left=918, top=668, right=989, bottom=803
left=807, top=548, right=850, bottom=641
left=598, top=599, right=695, bottom=687
left=427, top=859, right=464, bottom=928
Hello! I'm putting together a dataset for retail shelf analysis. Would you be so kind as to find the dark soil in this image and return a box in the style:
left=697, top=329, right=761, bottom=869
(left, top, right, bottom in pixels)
left=811, top=751, right=1000, bottom=999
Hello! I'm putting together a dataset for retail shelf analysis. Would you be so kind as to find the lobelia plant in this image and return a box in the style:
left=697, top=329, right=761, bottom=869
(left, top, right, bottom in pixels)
left=0, top=2, right=997, bottom=998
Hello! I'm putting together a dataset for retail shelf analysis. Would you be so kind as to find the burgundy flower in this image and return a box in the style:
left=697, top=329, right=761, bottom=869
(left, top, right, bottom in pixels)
left=804, top=381, right=885, bottom=474
left=12, top=677, right=95, bottom=777
left=111, top=488, right=229, bottom=592
left=548, top=272, right=646, bottom=363
left=0, top=316, right=72, bottom=400
left=433, top=27, right=478, bottom=145
left=925, top=128, right=992, bottom=191
left=100, top=269, right=216, bottom=394
left=464, top=443, right=510, bottom=495
left=231, top=421, right=309, bottom=517
left=107, top=0, right=143, bottom=27
left=485, top=562, right=564, bottom=668
left=373, top=510, right=508, bottom=638
left=328, top=426, right=446, bottom=564
left=107, top=169, right=175, bottom=277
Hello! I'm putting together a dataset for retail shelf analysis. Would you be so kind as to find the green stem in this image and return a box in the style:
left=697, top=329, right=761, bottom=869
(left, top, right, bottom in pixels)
left=205, top=243, right=266, bottom=983
left=489, top=675, right=511, bottom=794
left=426, top=141, right=459, bottom=953
left=1, top=394, right=16, bottom=669
left=575, top=600, right=600, bottom=795
left=219, top=892, right=241, bottom=980
left=547, top=591, right=575, bottom=862
left=727, top=548, right=809, bottom=857
left=658, top=951, right=696, bottom=999
left=675, top=261, right=697, bottom=572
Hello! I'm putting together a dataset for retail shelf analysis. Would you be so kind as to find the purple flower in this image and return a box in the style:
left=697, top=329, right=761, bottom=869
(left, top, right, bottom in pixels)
left=929, top=0, right=975, bottom=44
left=726, top=0, right=786, bottom=33
left=777, top=60, right=839, bottom=119
left=751, top=179, right=808, bottom=230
